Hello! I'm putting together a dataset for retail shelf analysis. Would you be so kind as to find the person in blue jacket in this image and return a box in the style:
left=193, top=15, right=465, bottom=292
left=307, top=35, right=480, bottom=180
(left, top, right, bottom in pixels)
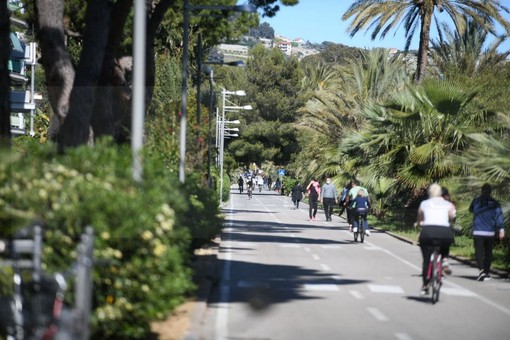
left=469, top=183, right=506, bottom=281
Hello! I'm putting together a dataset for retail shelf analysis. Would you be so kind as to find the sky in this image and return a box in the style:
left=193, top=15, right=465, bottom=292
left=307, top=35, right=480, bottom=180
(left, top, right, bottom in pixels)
left=259, top=0, right=510, bottom=51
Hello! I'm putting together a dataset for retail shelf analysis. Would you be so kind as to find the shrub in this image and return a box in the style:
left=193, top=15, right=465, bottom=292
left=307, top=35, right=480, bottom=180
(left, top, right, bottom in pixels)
left=0, top=137, right=222, bottom=338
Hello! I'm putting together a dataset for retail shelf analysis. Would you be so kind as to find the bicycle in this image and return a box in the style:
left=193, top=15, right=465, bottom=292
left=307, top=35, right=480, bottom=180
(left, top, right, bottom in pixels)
left=353, top=210, right=368, bottom=243
left=426, top=245, right=443, bottom=304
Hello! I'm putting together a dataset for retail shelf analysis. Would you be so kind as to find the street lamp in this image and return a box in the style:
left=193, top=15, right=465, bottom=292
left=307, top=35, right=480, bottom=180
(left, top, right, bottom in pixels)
left=202, top=63, right=245, bottom=188
left=180, top=0, right=256, bottom=183
left=218, top=90, right=252, bottom=203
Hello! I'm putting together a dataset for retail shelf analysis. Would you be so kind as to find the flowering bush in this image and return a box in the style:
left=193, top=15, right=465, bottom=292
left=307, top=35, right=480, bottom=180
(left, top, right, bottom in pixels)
left=0, top=137, right=222, bottom=338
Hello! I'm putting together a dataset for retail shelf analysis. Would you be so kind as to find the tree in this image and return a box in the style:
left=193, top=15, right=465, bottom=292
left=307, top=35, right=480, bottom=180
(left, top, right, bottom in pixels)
left=431, top=17, right=510, bottom=78
left=15, top=0, right=299, bottom=152
left=342, top=0, right=510, bottom=83
left=226, top=45, right=304, bottom=167
left=249, top=22, right=275, bottom=39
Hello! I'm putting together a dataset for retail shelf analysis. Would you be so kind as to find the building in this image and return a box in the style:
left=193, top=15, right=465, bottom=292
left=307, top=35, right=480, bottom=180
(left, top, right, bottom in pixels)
left=8, top=3, right=39, bottom=136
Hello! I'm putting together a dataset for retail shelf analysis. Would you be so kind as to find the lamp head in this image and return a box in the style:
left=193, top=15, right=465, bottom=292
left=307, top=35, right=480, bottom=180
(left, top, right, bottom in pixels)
left=233, top=4, right=257, bottom=13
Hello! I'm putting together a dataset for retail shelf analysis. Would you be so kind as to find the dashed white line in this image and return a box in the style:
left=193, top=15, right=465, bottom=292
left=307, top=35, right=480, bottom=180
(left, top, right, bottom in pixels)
left=367, top=307, right=389, bottom=321
left=350, top=290, right=365, bottom=299
left=312, top=254, right=320, bottom=260
left=395, top=332, right=413, bottom=340
left=320, top=264, right=331, bottom=271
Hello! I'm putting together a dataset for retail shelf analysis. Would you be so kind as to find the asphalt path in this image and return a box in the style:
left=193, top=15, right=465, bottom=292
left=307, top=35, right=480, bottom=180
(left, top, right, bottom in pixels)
left=192, top=188, right=510, bottom=340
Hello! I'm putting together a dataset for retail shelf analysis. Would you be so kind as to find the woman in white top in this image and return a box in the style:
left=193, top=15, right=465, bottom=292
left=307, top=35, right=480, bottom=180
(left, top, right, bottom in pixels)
left=416, top=183, right=456, bottom=294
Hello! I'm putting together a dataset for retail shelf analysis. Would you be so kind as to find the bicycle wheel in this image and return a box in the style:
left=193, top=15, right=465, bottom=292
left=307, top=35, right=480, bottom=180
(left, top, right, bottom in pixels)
left=430, top=253, right=441, bottom=304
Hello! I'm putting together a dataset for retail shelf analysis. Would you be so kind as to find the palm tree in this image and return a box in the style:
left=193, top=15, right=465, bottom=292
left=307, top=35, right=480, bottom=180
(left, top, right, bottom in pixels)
left=342, top=0, right=510, bottom=83
left=341, top=79, right=503, bottom=201
left=431, top=17, right=510, bottom=78
left=293, top=49, right=409, bottom=182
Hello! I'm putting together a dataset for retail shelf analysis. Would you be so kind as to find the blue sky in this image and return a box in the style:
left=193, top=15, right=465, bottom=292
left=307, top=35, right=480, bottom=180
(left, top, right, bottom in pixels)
left=260, top=0, right=510, bottom=51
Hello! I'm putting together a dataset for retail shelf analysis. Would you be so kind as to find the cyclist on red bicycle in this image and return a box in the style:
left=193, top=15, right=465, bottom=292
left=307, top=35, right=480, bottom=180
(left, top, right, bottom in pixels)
left=416, top=183, right=456, bottom=295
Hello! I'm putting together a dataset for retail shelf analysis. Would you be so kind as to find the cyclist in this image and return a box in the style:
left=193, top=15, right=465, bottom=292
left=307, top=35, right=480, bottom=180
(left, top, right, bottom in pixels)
left=416, top=183, right=456, bottom=295
left=346, top=180, right=370, bottom=234
left=350, top=189, right=370, bottom=235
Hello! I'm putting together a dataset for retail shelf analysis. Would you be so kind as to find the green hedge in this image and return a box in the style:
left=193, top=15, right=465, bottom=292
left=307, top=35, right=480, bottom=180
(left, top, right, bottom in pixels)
left=0, top=137, right=223, bottom=338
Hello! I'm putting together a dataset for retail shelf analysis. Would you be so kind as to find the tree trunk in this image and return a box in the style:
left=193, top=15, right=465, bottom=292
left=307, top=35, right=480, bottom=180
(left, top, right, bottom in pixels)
left=0, top=1, right=11, bottom=147
left=57, top=0, right=113, bottom=150
left=35, top=0, right=75, bottom=141
left=91, top=0, right=131, bottom=141
left=415, top=7, right=433, bottom=83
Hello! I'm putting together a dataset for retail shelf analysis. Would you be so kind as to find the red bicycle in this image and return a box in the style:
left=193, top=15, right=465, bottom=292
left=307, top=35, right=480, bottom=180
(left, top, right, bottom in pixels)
left=426, top=245, right=443, bottom=304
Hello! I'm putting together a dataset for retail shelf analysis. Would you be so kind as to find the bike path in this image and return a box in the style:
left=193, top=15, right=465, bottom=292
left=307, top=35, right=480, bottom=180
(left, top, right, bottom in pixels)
left=191, top=189, right=510, bottom=340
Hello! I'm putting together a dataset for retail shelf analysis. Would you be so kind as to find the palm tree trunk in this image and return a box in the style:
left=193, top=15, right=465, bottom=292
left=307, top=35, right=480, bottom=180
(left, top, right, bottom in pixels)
left=415, top=7, right=433, bottom=83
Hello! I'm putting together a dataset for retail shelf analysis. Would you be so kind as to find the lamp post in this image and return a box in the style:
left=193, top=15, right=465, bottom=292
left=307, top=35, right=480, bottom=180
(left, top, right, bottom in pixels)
left=180, top=0, right=256, bottom=184
left=218, top=89, right=252, bottom=203
left=202, top=63, right=245, bottom=188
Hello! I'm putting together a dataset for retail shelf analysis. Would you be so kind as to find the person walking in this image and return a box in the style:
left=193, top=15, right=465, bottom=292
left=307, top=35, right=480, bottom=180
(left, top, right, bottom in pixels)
left=274, top=178, right=281, bottom=194
left=291, top=181, right=304, bottom=209
left=321, top=178, right=338, bottom=222
left=469, top=183, right=505, bottom=281
left=238, top=175, right=244, bottom=194
left=306, top=178, right=321, bottom=221
left=338, top=181, right=352, bottom=218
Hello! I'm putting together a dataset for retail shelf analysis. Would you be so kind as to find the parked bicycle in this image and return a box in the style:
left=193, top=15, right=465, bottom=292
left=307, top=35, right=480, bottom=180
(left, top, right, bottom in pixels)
left=0, top=225, right=94, bottom=340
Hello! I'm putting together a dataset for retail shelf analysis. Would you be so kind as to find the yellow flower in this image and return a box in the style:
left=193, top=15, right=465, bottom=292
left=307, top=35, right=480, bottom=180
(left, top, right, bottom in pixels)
left=142, top=230, right=153, bottom=241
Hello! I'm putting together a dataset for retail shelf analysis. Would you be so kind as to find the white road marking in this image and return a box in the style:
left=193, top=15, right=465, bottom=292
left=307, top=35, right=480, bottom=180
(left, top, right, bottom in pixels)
left=395, top=332, right=413, bottom=340
left=367, top=307, right=389, bottom=321
left=216, top=204, right=235, bottom=340
left=320, top=245, right=342, bottom=249
left=280, top=244, right=301, bottom=248
left=368, top=284, right=405, bottom=294
left=350, top=290, right=365, bottom=299
left=320, top=264, right=331, bottom=271
left=303, top=284, right=339, bottom=291
left=304, top=247, right=311, bottom=252
left=441, top=287, right=477, bottom=297
left=312, top=254, right=320, bottom=260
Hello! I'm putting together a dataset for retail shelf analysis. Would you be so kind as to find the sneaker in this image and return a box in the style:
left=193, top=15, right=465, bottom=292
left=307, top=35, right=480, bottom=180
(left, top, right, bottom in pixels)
left=352, top=227, right=358, bottom=233
left=312, top=217, right=317, bottom=221
left=442, top=260, right=452, bottom=275
left=365, top=230, right=371, bottom=236
left=483, top=274, right=492, bottom=281
left=420, top=286, right=429, bottom=296
left=477, top=270, right=486, bottom=281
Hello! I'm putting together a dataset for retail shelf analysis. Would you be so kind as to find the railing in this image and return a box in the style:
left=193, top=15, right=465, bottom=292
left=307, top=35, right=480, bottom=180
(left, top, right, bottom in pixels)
left=0, top=225, right=94, bottom=340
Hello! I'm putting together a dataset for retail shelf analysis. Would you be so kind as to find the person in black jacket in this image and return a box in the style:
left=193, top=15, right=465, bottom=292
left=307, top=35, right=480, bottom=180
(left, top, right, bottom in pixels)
left=469, top=183, right=505, bottom=281
left=291, top=181, right=304, bottom=209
